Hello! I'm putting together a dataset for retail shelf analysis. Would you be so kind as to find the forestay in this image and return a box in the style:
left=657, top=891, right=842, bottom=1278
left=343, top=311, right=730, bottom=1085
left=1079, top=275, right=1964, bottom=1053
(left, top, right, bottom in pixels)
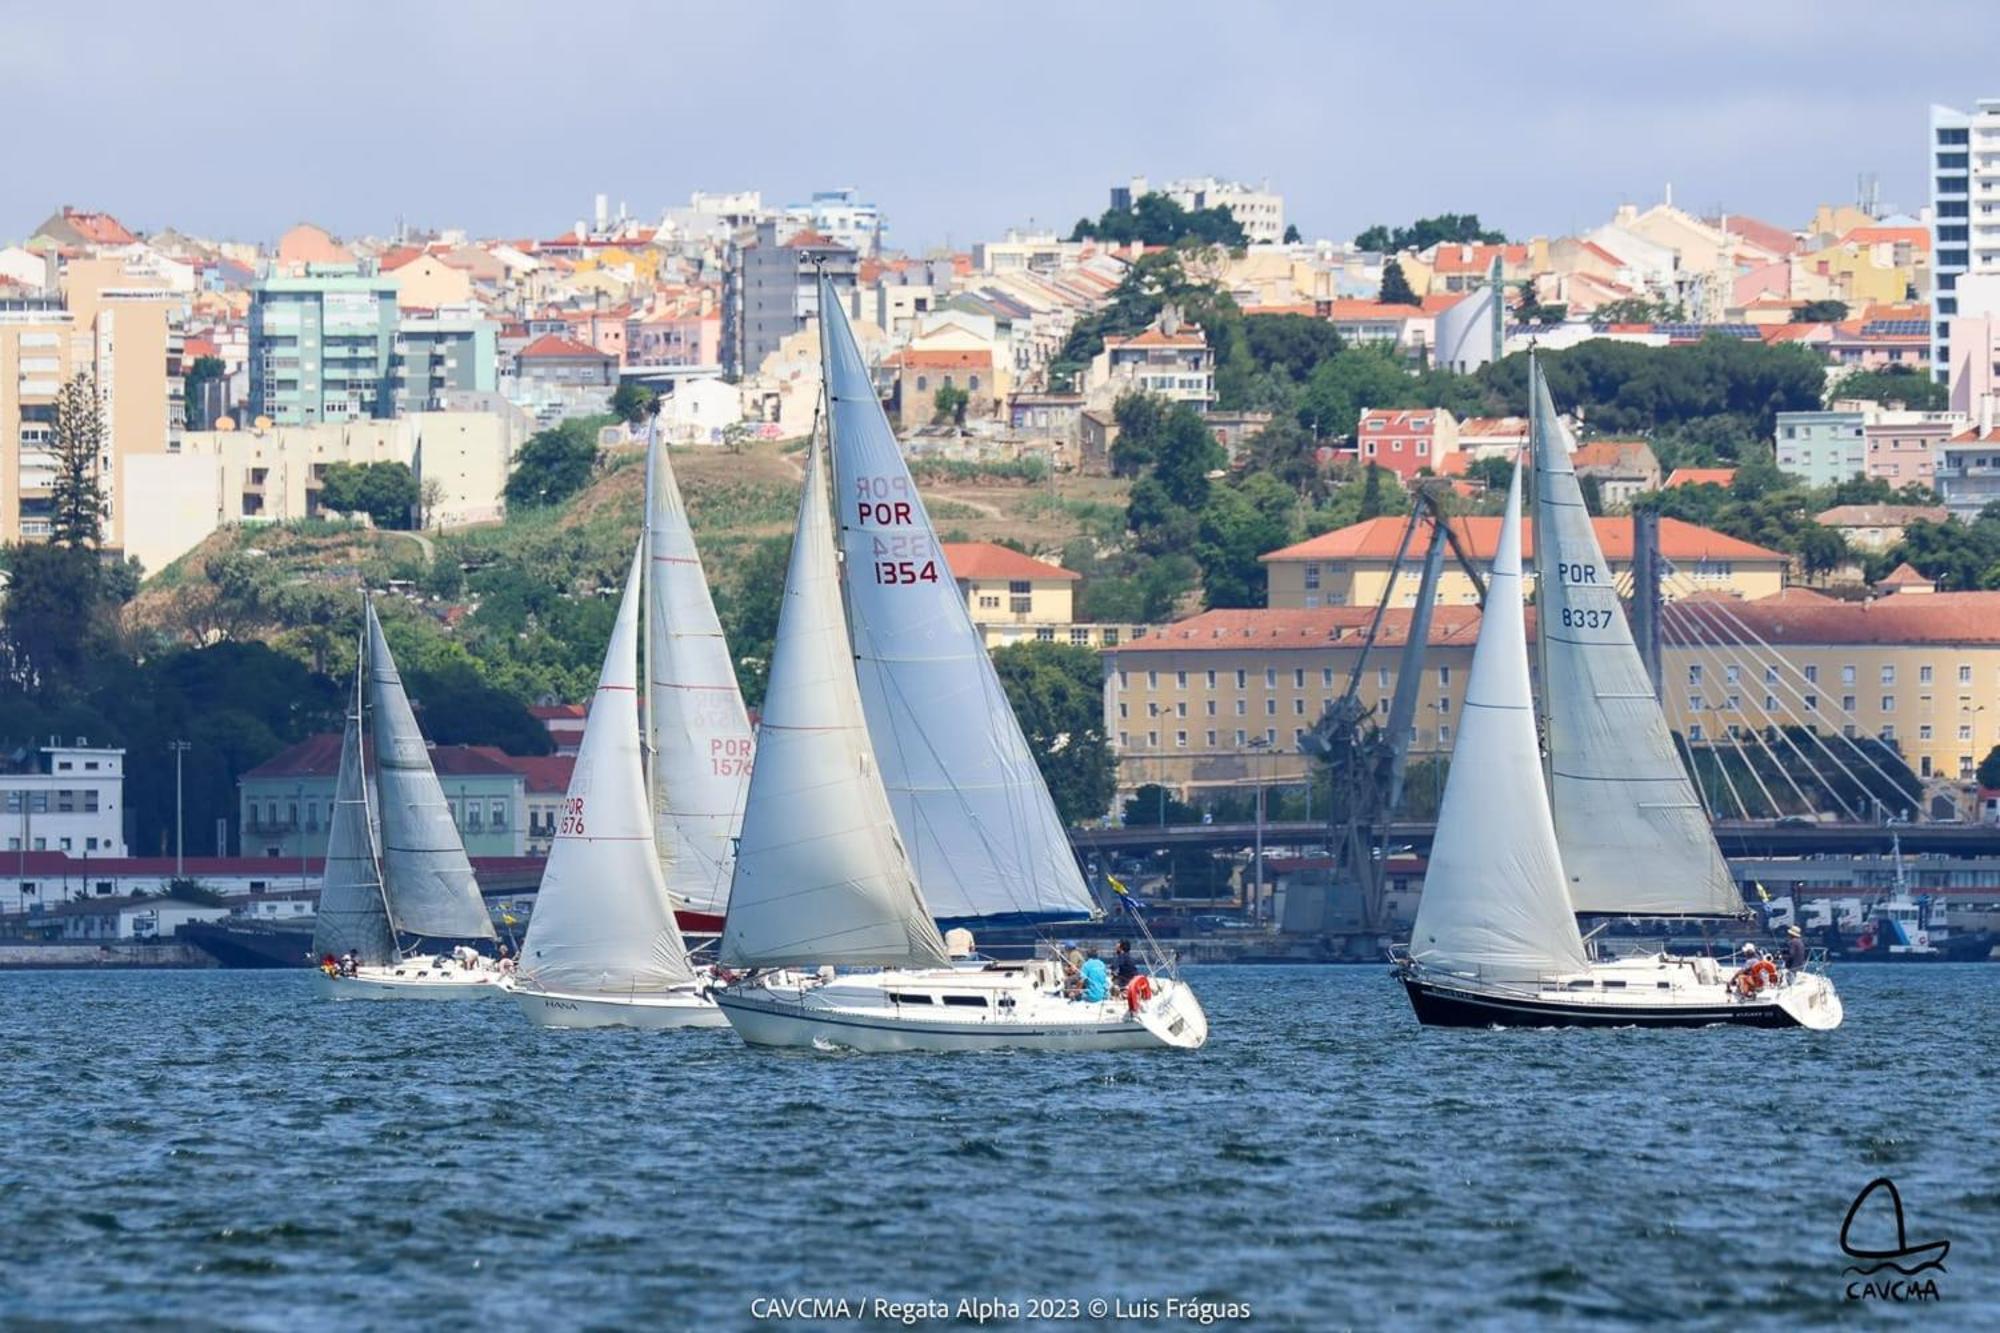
left=521, top=542, right=695, bottom=992
left=1529, top=362, right=1740, bottom=917
left=645, top=424, right=755, bottom=914
left=816, top=278, right=1095, bottom=924
left=365, top=603, right=497, bottom=942
left=311, top=654, right=397, bottom=964
left=1411, top=461, right=1590, bottom=981
left=718, top=434, right=949, bottom=970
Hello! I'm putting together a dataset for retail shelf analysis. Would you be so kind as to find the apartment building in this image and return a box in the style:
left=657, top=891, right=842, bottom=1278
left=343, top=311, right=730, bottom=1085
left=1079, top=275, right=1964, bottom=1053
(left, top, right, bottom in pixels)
left=1928, top=100, right=2000, bottom=379
left=1089, top=310, right=1214, bottom=410
left=722, top=220, right=859, bottom=378
left=1936, top=423, right=2000, bottom=521
left=0, top=744, right=128, bottom=858
left=390, top=315, right=498, bottom=413
left=1349, top=408, right=1460, bottom=481
left=238, top=734, right=527, bottom=860
left=248, top=265, right=399, bottom=425
left=1261, top=514, right=1787, bottom=609
left=1775, top=410, right=1868, bottom=487
left=942, top=542, right=1142, bottom=650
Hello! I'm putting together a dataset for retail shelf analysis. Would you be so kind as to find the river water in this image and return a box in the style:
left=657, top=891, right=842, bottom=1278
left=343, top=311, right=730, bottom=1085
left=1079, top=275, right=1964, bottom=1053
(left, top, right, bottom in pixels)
left=0, top=964, right=1991, bottom=1330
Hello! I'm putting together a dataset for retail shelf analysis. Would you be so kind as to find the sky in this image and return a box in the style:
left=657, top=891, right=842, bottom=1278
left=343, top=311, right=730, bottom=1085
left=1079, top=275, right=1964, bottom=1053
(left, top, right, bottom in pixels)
left=6, top=1, right=1999, bottom=252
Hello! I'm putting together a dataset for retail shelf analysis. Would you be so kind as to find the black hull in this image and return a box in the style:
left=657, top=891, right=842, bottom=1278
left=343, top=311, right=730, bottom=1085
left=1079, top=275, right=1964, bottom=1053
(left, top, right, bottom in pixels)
left=1402, top=977, right=1799, bottom=1029
left=180, top=923, right=315, bottom=970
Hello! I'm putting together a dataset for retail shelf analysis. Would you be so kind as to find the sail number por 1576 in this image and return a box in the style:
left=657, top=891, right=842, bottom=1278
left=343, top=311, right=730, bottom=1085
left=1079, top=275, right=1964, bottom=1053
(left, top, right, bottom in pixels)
left=710, top=736, right=753, bottom=777
left=559, top=795, right=586, bottom=836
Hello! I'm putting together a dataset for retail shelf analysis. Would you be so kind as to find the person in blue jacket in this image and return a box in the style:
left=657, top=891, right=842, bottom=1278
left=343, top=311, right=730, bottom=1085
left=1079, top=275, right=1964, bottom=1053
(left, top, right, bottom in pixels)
left=1079, top=948, right=1110, bottom=1002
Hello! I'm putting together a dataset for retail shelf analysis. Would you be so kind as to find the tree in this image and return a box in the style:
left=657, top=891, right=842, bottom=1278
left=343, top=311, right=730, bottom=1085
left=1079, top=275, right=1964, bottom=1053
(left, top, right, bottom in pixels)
left=714, top=534, right=791, bottom=706
left=0, top=543, right=110, bottom=688
left=932, top=382, right=969, bottom=427
left=1978, top=745, right=2000, bottom=792
left=1242, top=314, right=1344, bottom=384
left=992, top=642, right=1116, bottom=824
left=1295, top=344, right=1419, bottom=439
left=721, top=420, right=752, bottom=455
left=319, top=460, right=418, bottom=530
left=50, top=373, right=107, bottom=550
left=1378, top=259, right=1418, bottom=306
left=1590, top=296, right=1688, bottom=324
left=1196, top=472, right=1297, bottom=608
left=418, top=477, right=447, bottom=530
left=1069, top=192, right=1247, bottom=248
left=1282, top=223, right=1302, bottom=244
left=1796, top=524, right=1849, bottom=584
left=504, top=418, right=603, bottom=510
left=1123, top=783, right=1200, bottom=827
left=610, top=380, right=657, bottom=426
left=1356, top=214, right=1505, bottom=254
left=183, top=355, right=225, bottom=431
left=1357, top=462, right=1391, bottom=519
left=1513, top=281, right=1566, bottom=327
left=1830, top=366, right=1949, bottom=412
left=1792, top=299, right=1849, bottom=323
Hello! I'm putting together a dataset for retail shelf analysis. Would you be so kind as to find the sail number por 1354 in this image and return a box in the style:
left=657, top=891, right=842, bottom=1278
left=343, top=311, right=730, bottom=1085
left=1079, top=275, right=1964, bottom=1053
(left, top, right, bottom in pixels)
left=559, top=795, right=586, bottom=836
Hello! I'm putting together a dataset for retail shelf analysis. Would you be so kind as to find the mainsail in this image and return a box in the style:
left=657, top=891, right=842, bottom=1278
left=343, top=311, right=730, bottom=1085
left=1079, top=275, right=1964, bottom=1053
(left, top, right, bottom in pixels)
left=312, top=646, right=396, bottom=964
left=1529, top=361, right=1741, bottom=917
left=1410, top=460, right=1589, bottom=981
left=644, top=422, right=754, bottom=914
left=718, top=432, right=949, bottom=970
left=364, top=602, right=497, bottom=942
left=520, top=542, right=695, bottom=992
left=816, top=276, right=1095, bottom=924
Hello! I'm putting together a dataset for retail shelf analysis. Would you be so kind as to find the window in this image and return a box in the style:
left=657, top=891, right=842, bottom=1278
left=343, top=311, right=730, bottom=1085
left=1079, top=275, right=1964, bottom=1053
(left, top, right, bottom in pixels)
left=492, top=800, right=507, bottom=829
left=916, top=375, right=927, bottom=391
left=1264, top=668, right=1276, bottom=687
left=1438, top=697, right=1452, bottom=714
left=1235, top=700, right=1246, bottom=716
left=1176, top=731, right=1187, bottom=748
left=1438, top=725, right=1451, bottom=745
left=1303, top=563, right=1320, bottom=591
left=1377, top=666, right=1390, bottom=690
left=1147, top=702, right=1159, bottom=717
left=1265, top=728, right=1277, bottom=745
left=1206, top=730, right=1216, bottom=746
left=1176, top=670, right=1188, bottom=689
left=1147, top=731, right=1158, bottom=747
left=1841, top=665, right=1856, bottom=685
left=1961, top=664, right=1974, bottom=684
left=1960, top=724, right=1974, bottom=741
left=1804, top=665, right=1819, bottom=684
left=1205, top=670, right=1216, bottom=689
left=1920, top=725, right=1933, bottom=741
left=1205, top=700, right=1216, bottom=716
left=1176, top=702, right=1187, bottom=718
left=1294, top=698, right=1305, bottom=715
left=1688, top=664, right=1704, bottom=685
left=1688, top=694, right=1704, bottom=711
left=1725, top=695, right=1739, bottom=711
left=1881, top=696, right=1896, bottom=713
left=1689, top=724, right=1705, bottom=741
left=1725, top=665, right=1740, bottom=685
left=1118, top=703, right=1128, bottom=719
left=1763, top=694, right=1779, bottom=712
left=1322, top=669, right=1334, bottom=687
left=1235, top=730, right=1247, bottom=746
left=978, top=594, right=999, bottom=609
left=1804, top=694, right=1818, bottom=712
left=1920, top=665, right=1933, bottom=685
left=1881, top=665, right=1896, bottom=685
left=1764, top=665, right=1779, bottom=685
left=1234, top=670, right=1247, bottom=689
left=1881, top=725, right=1896, bottom=742
left=1147, top=671, right=1158, bottom=689
left=1265, top=699, right=1276, bottom=716
left=1118, top=672, right=1129, bottom=689
left=1841, top=694, right=1856, bottom=712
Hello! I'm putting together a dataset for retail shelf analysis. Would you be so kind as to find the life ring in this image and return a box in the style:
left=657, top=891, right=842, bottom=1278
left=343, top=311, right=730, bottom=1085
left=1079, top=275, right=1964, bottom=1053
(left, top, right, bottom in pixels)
left=1126, top=974, right=1154, bottom=1013
left=1915, top=932, right=1929, bottom=949
left=1856, top=933, right=1875, bottom=952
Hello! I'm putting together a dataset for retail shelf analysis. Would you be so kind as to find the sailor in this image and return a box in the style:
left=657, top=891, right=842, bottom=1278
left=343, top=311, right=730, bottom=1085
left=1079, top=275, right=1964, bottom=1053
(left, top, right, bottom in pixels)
left=339, top=950, right=358, bottom=978
left=1059, top=940, right=1083, bottom=997
left=1732, top=942, right=1778, bottom=996
left=1783, top=925, right=1807, bottom=972
left=1112, top=939, right=1138, bottom=991
left=1079, top=948, right=1110, bottom=1003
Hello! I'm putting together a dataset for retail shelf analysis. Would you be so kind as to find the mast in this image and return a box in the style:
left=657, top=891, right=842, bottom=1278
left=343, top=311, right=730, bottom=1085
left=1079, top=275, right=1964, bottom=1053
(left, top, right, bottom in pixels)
left=354, top=623, right=396, bottom=945
left=1527, top=350, right=1554, bottom=792
left=641, top=413, right=658, bottom=837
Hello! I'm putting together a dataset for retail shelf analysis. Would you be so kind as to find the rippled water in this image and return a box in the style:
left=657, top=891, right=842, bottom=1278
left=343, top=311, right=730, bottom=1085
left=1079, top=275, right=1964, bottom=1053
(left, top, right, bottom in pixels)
left=0, top=965, right=1992, bottom=1330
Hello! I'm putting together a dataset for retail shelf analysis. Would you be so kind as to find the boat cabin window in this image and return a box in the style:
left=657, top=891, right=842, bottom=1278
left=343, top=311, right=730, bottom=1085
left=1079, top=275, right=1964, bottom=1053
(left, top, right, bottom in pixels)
left=1656, top=982, right=1672, bottom=989
left=1601, top=980, right=1626, bottom=989
left=941, top=995, right=988, bottom=1008
left=887, top=992, right=937, bottom=1005
left=1564, top=980, right=1595, bottom=990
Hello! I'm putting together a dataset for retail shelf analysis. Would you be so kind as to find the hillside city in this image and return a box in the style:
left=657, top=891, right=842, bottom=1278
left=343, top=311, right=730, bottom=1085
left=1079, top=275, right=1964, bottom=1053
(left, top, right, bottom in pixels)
left=8, top=103, right=2000, bottom=937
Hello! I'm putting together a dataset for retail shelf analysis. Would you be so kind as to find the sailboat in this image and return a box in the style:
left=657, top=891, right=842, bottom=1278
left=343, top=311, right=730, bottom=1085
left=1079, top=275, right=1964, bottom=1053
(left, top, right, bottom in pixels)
left=313, top=602, right=503, bottom=999
left=712, top=281, right=1207, bottom=1053
left=642, top=419, right=755, bottom=929
left=507, top=541, right=726, bottom=1028
left=1394, top=363, right=1842, bottom=1030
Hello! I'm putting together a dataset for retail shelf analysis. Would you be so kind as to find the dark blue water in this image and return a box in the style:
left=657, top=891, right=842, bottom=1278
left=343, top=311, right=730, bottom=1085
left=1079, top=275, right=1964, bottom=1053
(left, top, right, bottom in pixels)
left=0, top=965, right=1991, bottom=1330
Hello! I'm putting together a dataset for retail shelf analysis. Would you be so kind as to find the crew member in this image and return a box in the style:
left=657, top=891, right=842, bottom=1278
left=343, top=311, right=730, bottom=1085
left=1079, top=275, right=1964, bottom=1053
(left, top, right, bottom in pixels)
left=1732, top=942, right=1778, bottom=996
left=1783, top=926, right=1807, bottom=972
left=1079, top=948, right=1110, bottom=1003
left=1112, top=939, right=1138, bottom=992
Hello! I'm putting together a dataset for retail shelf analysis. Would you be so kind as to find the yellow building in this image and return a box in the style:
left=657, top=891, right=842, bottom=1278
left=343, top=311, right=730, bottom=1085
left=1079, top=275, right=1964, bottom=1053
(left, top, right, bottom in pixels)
left=1104, top=587, right=2000, bottom=802
left=942, top=542, right=1143, bottom=650
left=1261, top=514, right=1787, bottom=610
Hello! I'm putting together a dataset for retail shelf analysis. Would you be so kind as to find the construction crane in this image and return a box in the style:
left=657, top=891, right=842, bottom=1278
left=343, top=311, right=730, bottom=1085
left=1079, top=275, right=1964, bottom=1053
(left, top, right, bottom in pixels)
left=1291, top=482, right=1488, bottom=941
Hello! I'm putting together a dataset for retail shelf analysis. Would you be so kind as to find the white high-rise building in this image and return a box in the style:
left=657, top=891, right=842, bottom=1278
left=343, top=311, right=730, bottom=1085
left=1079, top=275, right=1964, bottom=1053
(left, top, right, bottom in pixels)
left=1928, top=101, right=2000, bottom=381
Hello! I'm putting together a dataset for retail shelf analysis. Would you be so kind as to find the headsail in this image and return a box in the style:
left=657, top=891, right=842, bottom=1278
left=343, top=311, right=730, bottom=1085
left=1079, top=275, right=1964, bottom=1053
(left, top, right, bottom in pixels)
left=644, top=421, right=755, bottom=913
left=312, top=644, right=396, bottom=964
left=816, top=276, right=1095, bottom=925
left=365, top=602, right=497, bottom=942
left=718, top=431, right=949, bottom=970
left=521, top=542, right=695, bottom=992
left=1410, top=460, right=1589, bottom=981
left=1529, top=361, right=1741, bottom=917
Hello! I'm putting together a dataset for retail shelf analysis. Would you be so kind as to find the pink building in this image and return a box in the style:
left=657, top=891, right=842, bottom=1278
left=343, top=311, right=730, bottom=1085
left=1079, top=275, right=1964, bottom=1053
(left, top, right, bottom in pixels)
left=1348, top=408, right=1460, bottom=480
left=1864, top=415, right=1958, bottom=487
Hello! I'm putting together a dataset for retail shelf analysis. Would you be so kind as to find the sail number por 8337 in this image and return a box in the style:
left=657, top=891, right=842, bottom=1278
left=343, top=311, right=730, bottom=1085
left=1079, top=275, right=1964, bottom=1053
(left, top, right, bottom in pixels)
left=559, top=795, right=586, bottom=836
left=1559, top=606, right=1614, bottom=629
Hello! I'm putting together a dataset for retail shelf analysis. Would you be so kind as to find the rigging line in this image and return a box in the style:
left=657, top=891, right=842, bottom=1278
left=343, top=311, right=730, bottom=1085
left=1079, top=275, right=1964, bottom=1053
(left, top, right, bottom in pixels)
left=1659, top=587, right=1874, bottom=820
left=1658, top=614, right=1784, bottom=818
left=1662, top=579, right=1906, bottom=817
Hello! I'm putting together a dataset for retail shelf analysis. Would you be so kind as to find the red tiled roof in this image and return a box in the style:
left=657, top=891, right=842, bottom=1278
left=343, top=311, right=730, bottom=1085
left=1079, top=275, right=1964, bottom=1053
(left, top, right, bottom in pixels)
left=1664, top=589, right=2000, bottom=646
left=517, top=332, right=612, bottom=361
left=885, top=348, right=990, bottom=370
left=1105, top=325, right=1206, bottom=349
left=494, top=753, right=575, bottom=793
left=1816, top=505, right=1948, bottom=528
left=941, top=542, right=1078, bottom=582
left=377, top=245, right=424, bottom=271
left=1114, top=606, right=1484, bottom=654
left=1429, top=243, right=1528, bottom=274
left=1457, top=415, right=1529, bottom=439
left=1571, top=440, right=1654, bottom=471
left=1664, top=467, right=1737, bottom=489
left=1261, top=514, right=1783, bottom=564
left=1327, top=299, right=1424, bottom=321
left=528, top=704, right=586, bottom=720
left=1875, top=562, right=1932, bottom=588
left=241, top=734, right=528, bottom=780
left=1714, top=214, right=1800, bottom=256
left=58, top=208, right=138, bottom=246
left=1357, top=408, right=1444, bottom=433
left=1838, top=226, right=1929, bottom=251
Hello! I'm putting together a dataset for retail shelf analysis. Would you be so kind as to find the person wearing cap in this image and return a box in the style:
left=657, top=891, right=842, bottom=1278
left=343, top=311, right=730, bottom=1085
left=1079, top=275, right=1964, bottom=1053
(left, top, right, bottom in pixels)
left=1783, top=925, right=1807, bottom=972
left=1732, top=942, right=1778, bottom=997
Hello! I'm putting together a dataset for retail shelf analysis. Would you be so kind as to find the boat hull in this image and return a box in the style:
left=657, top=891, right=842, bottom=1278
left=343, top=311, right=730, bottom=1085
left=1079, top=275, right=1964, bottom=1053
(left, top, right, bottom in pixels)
left=716, top=967, right=1207, bottom=1053
left=1401, top=966, right=1842, bottom=1031
left=507, top=982, right=728, bottom=1029
left=311, top=965, right=502, bottom=1001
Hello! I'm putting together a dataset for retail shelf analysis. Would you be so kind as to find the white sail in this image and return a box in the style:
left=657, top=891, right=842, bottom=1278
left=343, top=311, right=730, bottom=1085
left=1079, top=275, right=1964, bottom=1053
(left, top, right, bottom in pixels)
left=521, top=542, right=696, bottom=992
left=365, top=603, right=497, bottom=942
left=1410, top=460, right=1589, bottom=981
left=1529, top=363, right=1740, bottom=917
left=816, top=277, right=1095, bottom=924
left=645, top=422, right=754, bottom=914
left=718, top=433, right=949, bottom=970
left=312, top=652, right=396, bottom=964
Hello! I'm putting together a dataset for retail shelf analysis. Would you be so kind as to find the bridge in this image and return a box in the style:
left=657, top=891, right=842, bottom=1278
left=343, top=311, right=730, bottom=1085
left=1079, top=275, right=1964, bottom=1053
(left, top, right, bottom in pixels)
left=1070, top=820, right=2000, bottom=860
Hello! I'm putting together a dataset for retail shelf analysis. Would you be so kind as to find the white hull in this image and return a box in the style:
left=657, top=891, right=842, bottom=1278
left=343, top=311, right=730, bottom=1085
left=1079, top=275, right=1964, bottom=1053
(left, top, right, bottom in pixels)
left=312, top=960, right=503, bottom=1001
left=716, top=962, right=1208, bottom=1053
left=1400, top=953, right=1843, bottom=1031
left=505, top=978, right=729, bottom=1029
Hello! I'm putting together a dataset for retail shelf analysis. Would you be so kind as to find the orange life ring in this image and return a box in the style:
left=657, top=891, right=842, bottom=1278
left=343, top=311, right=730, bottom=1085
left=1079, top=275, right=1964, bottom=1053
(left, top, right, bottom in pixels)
left=1126, top=974, right=1154, bottom=1013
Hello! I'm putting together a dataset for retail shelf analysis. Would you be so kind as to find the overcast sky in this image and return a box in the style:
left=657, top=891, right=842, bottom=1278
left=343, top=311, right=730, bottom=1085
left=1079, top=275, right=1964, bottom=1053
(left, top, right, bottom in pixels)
left=6, top=1, right=1995, bottom=251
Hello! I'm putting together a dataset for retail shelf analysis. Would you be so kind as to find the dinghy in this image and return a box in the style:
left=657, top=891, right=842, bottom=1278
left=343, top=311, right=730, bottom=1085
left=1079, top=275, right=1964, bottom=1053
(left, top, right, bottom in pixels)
left=714, top=283, right=1206, bottom=1053
left=313, top=603, right=502, bottom=1000
left=508, top=541, right=725, bottom=1029
left=1394, top=363, right=1841, bottom=1030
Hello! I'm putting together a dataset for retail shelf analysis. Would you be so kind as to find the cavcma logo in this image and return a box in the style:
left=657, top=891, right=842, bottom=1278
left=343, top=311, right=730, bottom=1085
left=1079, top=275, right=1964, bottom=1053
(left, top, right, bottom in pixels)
left=1841, top=1177, right=1948, bottom=1303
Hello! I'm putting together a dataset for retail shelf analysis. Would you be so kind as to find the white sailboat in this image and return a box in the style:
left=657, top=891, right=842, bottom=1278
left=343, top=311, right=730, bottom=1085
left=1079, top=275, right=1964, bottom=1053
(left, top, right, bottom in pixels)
left=713, top=283, right=1206, bottom=1053
left=1395, top=364, right=1841, bottom=1030
left=642, top=421, right=755, bottom=927
left=508, top=541, right=726, bottom=1028
left=315, top=602, right=503, bottom=999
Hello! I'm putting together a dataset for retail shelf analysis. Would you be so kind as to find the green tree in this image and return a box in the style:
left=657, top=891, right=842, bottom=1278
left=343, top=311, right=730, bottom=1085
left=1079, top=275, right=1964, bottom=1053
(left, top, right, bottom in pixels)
left=504, top=418, right=604, bottom=510
left=1282, top=223, right=1302, bottom=244
left=1356, top=214, right=1505, bottom=254
left=1123, top=783, right=1200, bottom=827
left=0, top=543, right=111, bottom=688
left=1069, top=192, right=1248, bottom=248
left=319, top=461, right=419, bottom=530
left=1378, top=259, right=1418, bottom=306
left=1196, top=472, right=1298, bottom=608
left=1978, top=745, right=2000, bottom=792
left=992, top=642, right=1116, bottom=825
left=1295, top=343, right=1418, bottom=438
left=1792, top=299, right=1849, bottom=323
left=1830, top=366, right=1949, bottom=412
left=1241, top=314, right=1344, bottom=384
left=1796, top=523, right=1849, bottom=584
left=183, top=355, right=226, bottom=431
left=610, top=380, right=657, bottom=426
left=932, top=382, right=969, bottom=427
left=1358, top=462, right=1390, bottom=519
left=50, top=373, right=107, bottom=550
